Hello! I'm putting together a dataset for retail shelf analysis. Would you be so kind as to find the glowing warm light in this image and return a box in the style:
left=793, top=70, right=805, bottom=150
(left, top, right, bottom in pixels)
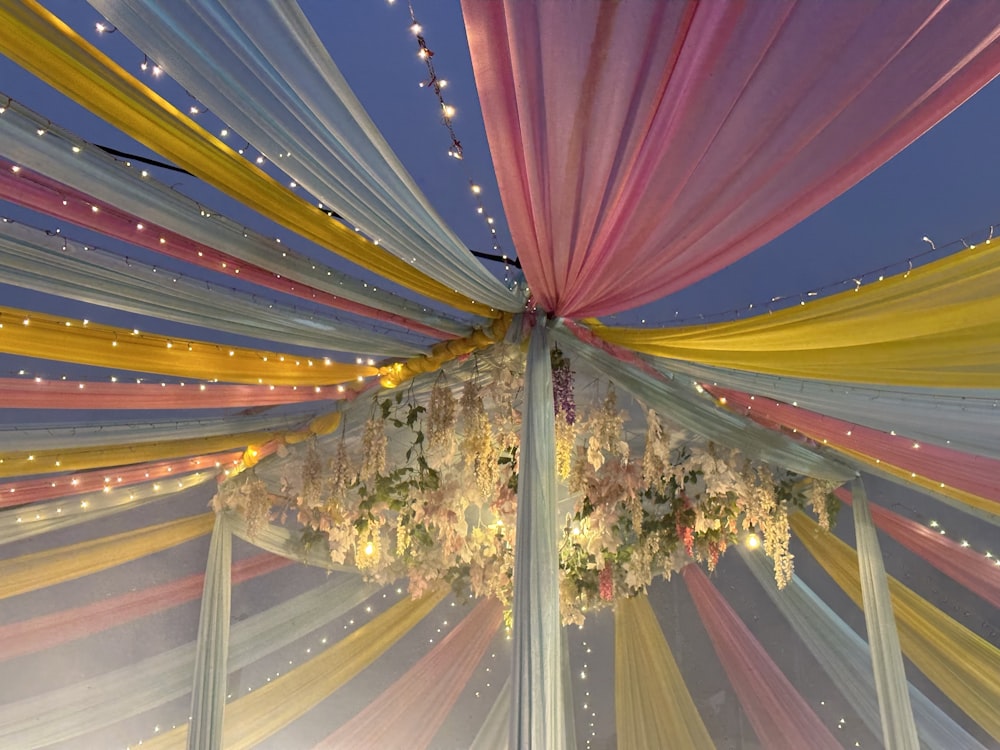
left=364, top=541, right=374, bottom=556
left=746, top=532, right=761, bottom=550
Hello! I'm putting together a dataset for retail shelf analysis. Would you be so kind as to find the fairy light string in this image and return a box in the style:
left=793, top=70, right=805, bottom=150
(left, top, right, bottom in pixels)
left=402, top=1, right=519, bottom=278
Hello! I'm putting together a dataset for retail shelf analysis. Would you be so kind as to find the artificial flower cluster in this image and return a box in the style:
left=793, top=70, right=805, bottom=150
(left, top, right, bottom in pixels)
left=214, top=344, right=837, bottom=624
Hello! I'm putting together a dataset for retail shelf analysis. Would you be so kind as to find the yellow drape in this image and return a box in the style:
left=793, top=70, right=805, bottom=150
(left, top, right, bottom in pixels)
left=378, top=314, right=512, bottom=388
left=832, top=445, right=999, bottom=517
left=615, top=594, right=716, bottom=750
left=596, top=237, right=1000, bottom=387
left=0, top=513, right=212, bottom=600
left=0, top=411, right=340, bottom=478
left=0, top=429, right=276, bottom=478
left=141, top=588, right=446, bottom=750
left=791, top=512, right=1000, bottom=741
left=0, top=1, right=493, bottom=316
left=0, top=305, right=376, bottom=386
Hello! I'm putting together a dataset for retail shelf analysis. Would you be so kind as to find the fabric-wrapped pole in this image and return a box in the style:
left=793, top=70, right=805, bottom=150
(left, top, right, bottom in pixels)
left=187, top=513, right=232, bottom=750
left=850, top=478, right=919, bottom=749
left=510, top=318, right=568, bottom=748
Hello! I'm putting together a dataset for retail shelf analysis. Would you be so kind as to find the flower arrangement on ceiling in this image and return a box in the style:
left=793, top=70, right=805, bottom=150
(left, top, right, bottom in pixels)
left=213, top=342, right=839, bottom=625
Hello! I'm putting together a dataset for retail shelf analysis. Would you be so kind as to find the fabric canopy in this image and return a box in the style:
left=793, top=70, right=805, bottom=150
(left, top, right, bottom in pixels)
left=464, top=0, right=1000, bottom=317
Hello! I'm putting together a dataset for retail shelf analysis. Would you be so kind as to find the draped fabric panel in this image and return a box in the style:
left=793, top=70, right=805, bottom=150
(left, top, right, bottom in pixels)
left=510, top=320, right=568, bottom=749
left=0, top=105, right=465, bottom=338
left=792, top=512, right=1000, bottom=741
left=0, top=304, right=376, bottom=385
left=0, top=470, right=214, bottom=546
left=470, top=679, right=511, bottom=750
left=614, top=594, right=715, bottom=750
left=0, top=407, right=322, bottom=452
left=598, top=236, right=1000, bottom=387
left=740, top=548, right=987, bottom=750
left=0, top=377, right=345, bottom=411
left=849, top=479, right=919, bottom=749
left=0, top=430, right=273, bottom=479
left=0, top=573, right=375, bottom=748
left=713, top=387, right=1000, bottom=503
left=0, top=453, right=240, bottom=508
left=0, top=2, right=495, bottom=316
left=682, top=565, right=841, bottom=750
left=553, top=326, right=852, bottom=481
left=0, top=553, right=287, bottom=661
left=837, top=489, right=1000, bottom=610
left=315, top=598, right=503, bottom=750
left=0, top=215, right=422, bottom=356
left=90, top=0, right=519, bottom=313
left=0, top=512, right=213, bottom=600
left=836, top=446, right=1000, bottom=518
left=187, top=513, right=231, bottom=750
left=659, top=360, right=1000, bottom=460
left=142, top=589, right=446, bottom=750
left=463, top=0, right=1000, bottom=317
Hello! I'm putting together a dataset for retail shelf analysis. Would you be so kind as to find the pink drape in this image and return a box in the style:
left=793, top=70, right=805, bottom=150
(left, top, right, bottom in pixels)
left=683, top=564, right=841, bottom=750
left=0, top=552, right=288, bottom=661
left=0, top=451, right=242, bottom=508
left=0, top=377, right=345, bottom=410
left=0, top=163, right=450, bottom=338
left=463, top=0, right=1000, bottom=317
left=715, top=387, right=1000, bottom=504
left=314, top=598, right=502, bottom=750
left=837, top=488, right=1000, bottom=611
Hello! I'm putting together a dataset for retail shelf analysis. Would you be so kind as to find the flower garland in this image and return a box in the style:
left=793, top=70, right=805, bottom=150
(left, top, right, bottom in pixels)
left=214, top=344, right=839, bottom=624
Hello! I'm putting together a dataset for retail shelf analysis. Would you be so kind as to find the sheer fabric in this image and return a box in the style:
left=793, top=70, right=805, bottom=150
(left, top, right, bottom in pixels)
left=90, top=0, right=519, bottom=313
left=850, top=479, right=919, bottom=749
left=661, top=360, right=1000, bottom=460
left=614, top=594, right=714, bottom=749
left=0, top=553, right=287, bottom=661
left=142, top=589, right=446, bottom=750
left=0, top=215, right=423, bottom=356
left=683, top=565, right=841, bottom=750
left=0, top=512, right=213, bottom=600
left=0, top=110, right=464, bottom=337
left=0, top=2, right=493, bottom=315
left=841, top=490, right=1000, bottom=610
left=554, top=327, right=852, bottom=481
left=510, top=320, right=569, bottom=748
left=793, top=512, right=1000, bottom=741
left=740, top=548, right=986, bottom=750
left=714, top=387, right=1000, bottom=503
left=598, top=235, right=1000, bottom=387
left=315, top=598, right=502, bottom=749
left=463, top=0, right=1000, bottom=317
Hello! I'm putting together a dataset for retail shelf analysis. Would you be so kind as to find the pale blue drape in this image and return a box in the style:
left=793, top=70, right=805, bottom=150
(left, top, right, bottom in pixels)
left=0, top=406, right=323, bottom=452
left=665, top=360, right=1000, bottom=460
left=0, top=98, right=472, bottom=335
left=0, top=570, right=373, bottom=748
left=553, top=326, right=852, bottom=481
left=0, top=470, right=213, bottom=546
left=0, top=220, right=422, bottom=356
left=740, top=547, right=985, bottom=750
left=510, top=320, right=568, bottom=748
left=851, top=478, right=919, bottom=749
left=188, top=513, right=231, bottom=750
left=471, top=679, right=510, bottom=750
left=88, top=0, right=520, bottom=313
